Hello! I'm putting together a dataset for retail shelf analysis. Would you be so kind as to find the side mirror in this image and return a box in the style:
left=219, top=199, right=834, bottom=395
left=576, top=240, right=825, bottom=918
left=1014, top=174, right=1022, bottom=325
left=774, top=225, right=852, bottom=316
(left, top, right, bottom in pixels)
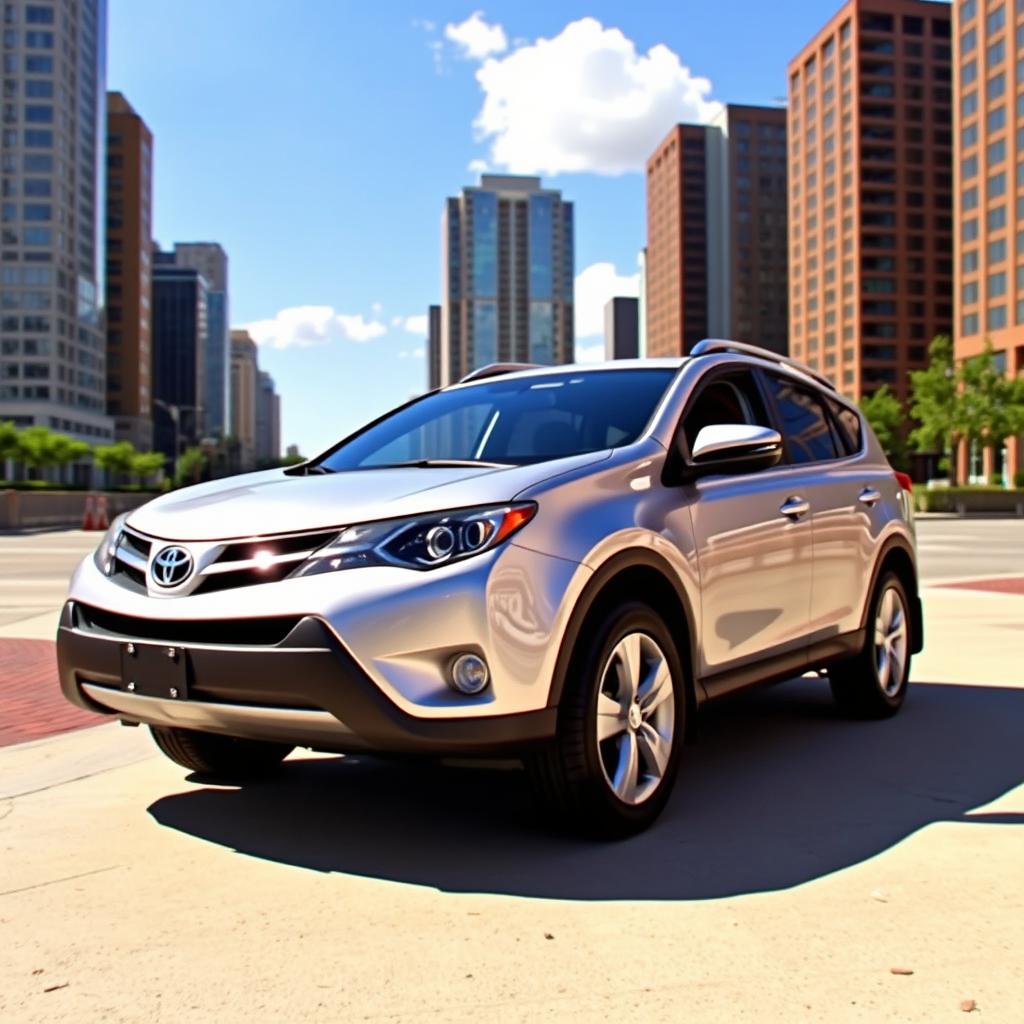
left=677, top=423, right=783, bottom=480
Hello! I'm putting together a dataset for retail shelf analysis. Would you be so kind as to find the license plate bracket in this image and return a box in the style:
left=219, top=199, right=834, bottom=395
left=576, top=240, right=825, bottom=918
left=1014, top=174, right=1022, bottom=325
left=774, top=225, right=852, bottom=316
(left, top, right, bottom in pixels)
left=120, top=642, right=189, bottom=700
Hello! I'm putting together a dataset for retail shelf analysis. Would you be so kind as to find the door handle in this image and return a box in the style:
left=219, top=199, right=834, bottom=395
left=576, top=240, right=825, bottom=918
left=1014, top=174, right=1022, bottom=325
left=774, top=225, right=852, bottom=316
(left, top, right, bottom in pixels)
left=858, top=487, right=881, bottom=507
left=779, top=496, right=810, bottom=519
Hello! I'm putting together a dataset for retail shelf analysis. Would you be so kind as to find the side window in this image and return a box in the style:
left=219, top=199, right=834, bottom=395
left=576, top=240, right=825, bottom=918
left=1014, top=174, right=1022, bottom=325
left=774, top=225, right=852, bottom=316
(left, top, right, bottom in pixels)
left=826, top=396, right=863, bottom=455
left=681, top=370, right=771, bottom=451
left=763, top=375, right=840, bottom=464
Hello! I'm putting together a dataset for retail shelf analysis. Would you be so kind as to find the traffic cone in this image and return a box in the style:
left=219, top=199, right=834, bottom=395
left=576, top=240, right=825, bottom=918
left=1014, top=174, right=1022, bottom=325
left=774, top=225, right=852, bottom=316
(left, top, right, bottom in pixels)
left=95, top=494, right=109, bottom=531
left=82, top=494, right=95, bottom=531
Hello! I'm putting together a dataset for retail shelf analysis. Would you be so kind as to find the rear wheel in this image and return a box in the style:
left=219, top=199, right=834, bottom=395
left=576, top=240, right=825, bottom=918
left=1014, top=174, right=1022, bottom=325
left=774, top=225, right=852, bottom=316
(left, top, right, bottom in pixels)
left=527, top=602, right=686, bottom=838
left=829, top=571, right=911, bottom=718
left=149, top=726, right=293, bottom=779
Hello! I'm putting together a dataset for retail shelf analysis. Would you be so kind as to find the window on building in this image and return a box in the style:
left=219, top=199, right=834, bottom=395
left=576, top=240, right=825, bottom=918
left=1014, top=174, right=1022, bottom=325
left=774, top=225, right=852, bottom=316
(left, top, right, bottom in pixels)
left=987, top=305, right=1007, bottom=330
left=989, top=272, right=1007, bottom=298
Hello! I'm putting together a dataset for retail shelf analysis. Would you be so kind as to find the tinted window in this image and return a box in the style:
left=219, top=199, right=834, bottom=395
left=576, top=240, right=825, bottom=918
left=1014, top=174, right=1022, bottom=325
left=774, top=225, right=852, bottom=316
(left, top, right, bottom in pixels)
left=681, top=370, right=771, bottom=450
left=826, top=396, right=863, bottom=455
left=764, top=376, right=840, bottom=463
left=318, top=369, right=676, bottom=470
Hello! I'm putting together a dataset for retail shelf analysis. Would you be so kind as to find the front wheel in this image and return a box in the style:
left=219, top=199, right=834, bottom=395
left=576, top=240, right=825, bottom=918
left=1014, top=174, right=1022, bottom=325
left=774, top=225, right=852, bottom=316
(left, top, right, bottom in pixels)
left=527, top=602, right=687, bottom=838
left=829, top=571, right=912, bottom=718
left=149, top=726, right=293, bottom=780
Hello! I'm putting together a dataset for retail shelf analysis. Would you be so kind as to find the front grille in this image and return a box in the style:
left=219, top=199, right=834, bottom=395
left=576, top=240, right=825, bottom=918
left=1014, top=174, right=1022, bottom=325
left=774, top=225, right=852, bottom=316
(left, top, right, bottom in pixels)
left=74, top=603, right=302, bottom=646
left=107, top=525, right=339, bottom=596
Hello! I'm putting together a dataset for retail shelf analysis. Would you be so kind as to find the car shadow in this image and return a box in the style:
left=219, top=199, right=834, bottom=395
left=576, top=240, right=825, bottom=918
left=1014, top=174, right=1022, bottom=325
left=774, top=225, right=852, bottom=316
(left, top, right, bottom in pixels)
left=147, top=678, right=1024, bottom=901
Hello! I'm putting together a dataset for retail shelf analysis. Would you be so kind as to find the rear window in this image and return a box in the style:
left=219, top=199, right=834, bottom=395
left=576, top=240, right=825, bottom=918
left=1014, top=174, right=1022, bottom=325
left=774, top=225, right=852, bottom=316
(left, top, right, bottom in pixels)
left=318, top=369, right=677, bottom=470
left=763, top=374, right=841, bottom=464
left=826, top=397, right=863, bottom=455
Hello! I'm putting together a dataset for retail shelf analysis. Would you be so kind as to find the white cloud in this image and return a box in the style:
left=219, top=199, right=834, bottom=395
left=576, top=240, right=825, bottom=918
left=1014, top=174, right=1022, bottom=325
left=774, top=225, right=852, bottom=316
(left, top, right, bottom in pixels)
left=467, top=158, right=489, bottom=173
left=243, top=305, right=387, bottom=349
left=574, top=261, right=639, bottom=340
left=469, top=17, right=717, bottom=175
left=398, top=346, right=427, bottom=360
left=401, top=314, right=429, bottom=335
left=445, top=11, right=508, bottom=60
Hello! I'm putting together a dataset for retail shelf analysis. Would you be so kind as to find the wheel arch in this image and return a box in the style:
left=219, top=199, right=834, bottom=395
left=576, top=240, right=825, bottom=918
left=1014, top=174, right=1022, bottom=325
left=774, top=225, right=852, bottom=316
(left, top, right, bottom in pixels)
left=863, top=535, right=923, bottom=655
left=547, top=549, right=700, bottom=713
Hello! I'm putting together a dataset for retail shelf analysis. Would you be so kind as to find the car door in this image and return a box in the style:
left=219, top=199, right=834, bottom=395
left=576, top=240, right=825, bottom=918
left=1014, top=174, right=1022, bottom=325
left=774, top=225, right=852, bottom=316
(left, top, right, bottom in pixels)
left=680, top=367, right=814, bottom=682
left=757, top=373, right=883, bottom=646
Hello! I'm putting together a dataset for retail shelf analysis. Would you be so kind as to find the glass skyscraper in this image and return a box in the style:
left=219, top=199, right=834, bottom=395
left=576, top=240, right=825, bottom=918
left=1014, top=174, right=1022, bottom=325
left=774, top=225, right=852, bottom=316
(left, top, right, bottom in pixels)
left=441, top=175, right=574, bottom=386
left=1, top=0, right=112, bottom=451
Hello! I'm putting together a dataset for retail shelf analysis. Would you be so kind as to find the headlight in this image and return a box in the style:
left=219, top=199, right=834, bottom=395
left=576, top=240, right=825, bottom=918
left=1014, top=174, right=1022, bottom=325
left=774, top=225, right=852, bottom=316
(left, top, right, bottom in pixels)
left=93, top=512, right=129, bottom=576
left=291, top=503, right=537, bottom=576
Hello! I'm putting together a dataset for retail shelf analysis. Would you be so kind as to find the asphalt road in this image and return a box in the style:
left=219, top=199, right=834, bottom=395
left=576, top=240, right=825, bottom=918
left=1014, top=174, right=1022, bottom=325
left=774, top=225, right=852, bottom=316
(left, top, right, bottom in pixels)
left=914, top=516, right=1024, bottom=582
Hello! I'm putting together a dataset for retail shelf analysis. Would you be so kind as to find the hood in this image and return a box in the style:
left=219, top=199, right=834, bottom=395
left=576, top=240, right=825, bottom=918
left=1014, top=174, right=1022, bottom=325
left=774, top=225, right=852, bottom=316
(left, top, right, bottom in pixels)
left=126, top=452, right=611, bottom=541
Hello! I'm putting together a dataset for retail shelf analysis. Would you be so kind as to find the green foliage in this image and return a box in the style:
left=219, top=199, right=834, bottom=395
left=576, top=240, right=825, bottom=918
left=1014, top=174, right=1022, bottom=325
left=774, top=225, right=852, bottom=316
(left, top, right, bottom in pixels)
left=1015, top=470, right=1024, bottom=489
left=130, top=451, right=165, bottom=481
left=908, top=335, right=956, bottom=457
left=859, top=385, right=907, bottom=469
left=955, top=339, right=1024, bottom=451
left=174, top=445, right=209, bottom=488
left=15, top=425, right=89, bottom=474
left=93, top=441, right=137, bottom=476
left=0, top=420, right=20, bottom=461
left=915, top=486, right=1024, bottom=514
left=279, top=452, right=305, bottom=467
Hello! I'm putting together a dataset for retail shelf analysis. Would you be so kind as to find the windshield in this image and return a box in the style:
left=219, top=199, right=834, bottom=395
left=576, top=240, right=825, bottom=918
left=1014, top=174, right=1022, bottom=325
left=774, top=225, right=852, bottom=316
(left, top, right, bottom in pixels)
left=316, top=369, right=677, bottom=471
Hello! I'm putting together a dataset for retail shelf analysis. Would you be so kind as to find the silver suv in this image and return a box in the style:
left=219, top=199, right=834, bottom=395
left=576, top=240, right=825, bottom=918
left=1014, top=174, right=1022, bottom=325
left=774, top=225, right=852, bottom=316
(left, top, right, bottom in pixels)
left=58, top=340, right=922, bottom=836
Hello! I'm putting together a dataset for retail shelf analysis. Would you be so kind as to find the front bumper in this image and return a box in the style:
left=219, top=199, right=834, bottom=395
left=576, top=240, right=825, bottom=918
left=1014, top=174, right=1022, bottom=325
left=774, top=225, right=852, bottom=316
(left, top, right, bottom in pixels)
left=56, top=603, right=556, bottom=755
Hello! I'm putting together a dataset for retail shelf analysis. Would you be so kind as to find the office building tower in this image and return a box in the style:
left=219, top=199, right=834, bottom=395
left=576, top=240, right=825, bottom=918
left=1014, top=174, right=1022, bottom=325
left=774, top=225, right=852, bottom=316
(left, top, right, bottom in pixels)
left=952, top=0, right=1023, bottom=482
left=788, top=0, right=953, bottom=399
left=427, top=303, right=441, bottom=390
left=229, top=328, right=258, bottom=469
left=104, top=92, right=152, bottom=451
left=645, top=104, right=788, bottom=358
left=171, top=242, right=229, bottom=437
left=0, top=0, right=112, bottom=455
left=637, top=248, right=648, bottom=357
left=441, top=174, right=574, bottom=385
left=151, top=262, right=207, bottom=466
left=255, top=369, right=280, bottom=465
left=604, top=297, right=640, bottom=360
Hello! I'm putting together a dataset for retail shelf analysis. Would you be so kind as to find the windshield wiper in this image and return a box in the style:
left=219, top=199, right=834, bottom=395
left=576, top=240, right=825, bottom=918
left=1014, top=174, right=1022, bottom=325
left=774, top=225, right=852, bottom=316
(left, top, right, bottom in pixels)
left=369, top=459, right=511, bottom=469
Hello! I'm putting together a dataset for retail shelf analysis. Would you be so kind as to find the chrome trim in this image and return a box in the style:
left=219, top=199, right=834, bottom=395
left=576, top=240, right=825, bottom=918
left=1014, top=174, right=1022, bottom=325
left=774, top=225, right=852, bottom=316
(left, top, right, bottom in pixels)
left=113, top=545, right=148, bottom=573
left=201, top=548, right=313, bottom=576
left=81, top=683, right=360, bottom=747
left=690, top=338, right=837, bottom=392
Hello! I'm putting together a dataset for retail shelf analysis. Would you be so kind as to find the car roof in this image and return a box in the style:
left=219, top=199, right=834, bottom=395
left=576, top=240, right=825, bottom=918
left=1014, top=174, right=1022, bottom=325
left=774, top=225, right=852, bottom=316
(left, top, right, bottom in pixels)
left=444, top=358, right=689, bottom=390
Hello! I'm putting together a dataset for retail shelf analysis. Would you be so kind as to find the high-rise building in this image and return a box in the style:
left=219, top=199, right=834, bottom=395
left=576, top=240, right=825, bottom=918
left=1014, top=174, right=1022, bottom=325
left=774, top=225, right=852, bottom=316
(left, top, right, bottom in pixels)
left=229, top=328, right=258, bottom=468
left=952, top=0, right=1023, bottom=483
left=788, top=0, right=954, bottom=401
left=604, top=297, right=639, bottom=359
left=171, top=242, right=230, bottom=438
left=0, top=0, right=112, bottom=455
left=427, top=303, right=441, bottom=390
left=637, top=248, right=648, bottom=357
left=441, top=174, right=574, bottom=385
left=645, top=104, right=789, bottom=357
left=105, top=92, right=153, bottom=451
left=151, top=261, right=207, bottom=467
left=255, top=369, right=280, bottom=466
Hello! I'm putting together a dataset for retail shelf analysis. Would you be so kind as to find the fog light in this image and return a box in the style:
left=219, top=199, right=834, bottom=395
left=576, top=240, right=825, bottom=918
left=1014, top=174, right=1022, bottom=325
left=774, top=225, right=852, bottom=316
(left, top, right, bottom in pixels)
left=450, top=653, right=490, bottom=695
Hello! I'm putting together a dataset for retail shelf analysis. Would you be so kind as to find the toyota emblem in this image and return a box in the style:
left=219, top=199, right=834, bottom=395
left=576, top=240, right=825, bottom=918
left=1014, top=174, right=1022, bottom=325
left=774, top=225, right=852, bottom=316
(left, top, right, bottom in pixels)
left=151, top=545, right=194, bottom=587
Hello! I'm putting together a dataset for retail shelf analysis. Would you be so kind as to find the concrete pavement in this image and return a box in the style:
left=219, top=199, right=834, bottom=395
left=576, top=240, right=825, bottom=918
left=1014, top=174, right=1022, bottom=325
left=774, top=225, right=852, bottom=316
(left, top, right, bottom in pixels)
left=0, top=525, right=1022, bottom=1021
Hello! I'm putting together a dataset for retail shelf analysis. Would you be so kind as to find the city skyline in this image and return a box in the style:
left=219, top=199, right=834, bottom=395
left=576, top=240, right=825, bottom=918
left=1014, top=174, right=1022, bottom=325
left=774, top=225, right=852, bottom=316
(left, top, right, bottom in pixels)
left=103, top=0, right=840, bottom=456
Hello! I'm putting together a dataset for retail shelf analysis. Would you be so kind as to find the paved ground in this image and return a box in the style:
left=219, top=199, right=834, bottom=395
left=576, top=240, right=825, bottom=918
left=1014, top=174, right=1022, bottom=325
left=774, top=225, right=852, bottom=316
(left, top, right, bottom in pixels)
left=914, top=515, right=1024, bottom=583
left=0, top=522, right=1022, bottom=1021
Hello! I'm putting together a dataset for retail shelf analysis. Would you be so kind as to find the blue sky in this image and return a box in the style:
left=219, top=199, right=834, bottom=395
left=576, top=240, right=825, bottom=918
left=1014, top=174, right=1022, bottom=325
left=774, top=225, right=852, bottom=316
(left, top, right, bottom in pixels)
left=108, top=0, right=853, bottom=455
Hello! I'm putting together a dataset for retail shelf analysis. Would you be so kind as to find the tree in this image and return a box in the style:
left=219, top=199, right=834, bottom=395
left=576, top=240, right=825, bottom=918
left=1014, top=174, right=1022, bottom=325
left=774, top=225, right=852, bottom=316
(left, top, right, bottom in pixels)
left=908, top=335, right=958, bottom=478
left=15, top=425, right=88, bottom=479
left=93, top=441, right=138, bottom=481
left=0, top=420, right=19, bottom=473
left=955, top=339, right=1024, bottom=474
left=174, top=445, right=209, bottom=488
left=130, top=451, right=165, bottom=486
left=860, top=385, right=907, bottom=469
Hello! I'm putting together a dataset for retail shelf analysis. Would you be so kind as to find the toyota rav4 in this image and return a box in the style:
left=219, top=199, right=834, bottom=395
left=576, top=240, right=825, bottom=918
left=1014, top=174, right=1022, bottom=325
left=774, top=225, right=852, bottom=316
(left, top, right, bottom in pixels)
left=58, top=340, right=922, bottom=835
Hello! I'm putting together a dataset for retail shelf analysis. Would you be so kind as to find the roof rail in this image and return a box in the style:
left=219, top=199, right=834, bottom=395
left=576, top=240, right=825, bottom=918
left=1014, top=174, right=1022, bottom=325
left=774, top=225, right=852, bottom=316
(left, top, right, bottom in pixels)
left=458, top=362, right=541, bottom=384
left=690, top=338, right=837, bottom=392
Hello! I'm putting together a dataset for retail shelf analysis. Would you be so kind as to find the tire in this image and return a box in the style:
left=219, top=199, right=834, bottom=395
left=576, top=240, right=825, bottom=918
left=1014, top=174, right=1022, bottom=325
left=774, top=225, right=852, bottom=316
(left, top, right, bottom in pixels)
left=149, top=726, right=293, bottom=779
left=527, top=601, right=687, bottom=838
left=829, top=571, right=912, bottom=719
